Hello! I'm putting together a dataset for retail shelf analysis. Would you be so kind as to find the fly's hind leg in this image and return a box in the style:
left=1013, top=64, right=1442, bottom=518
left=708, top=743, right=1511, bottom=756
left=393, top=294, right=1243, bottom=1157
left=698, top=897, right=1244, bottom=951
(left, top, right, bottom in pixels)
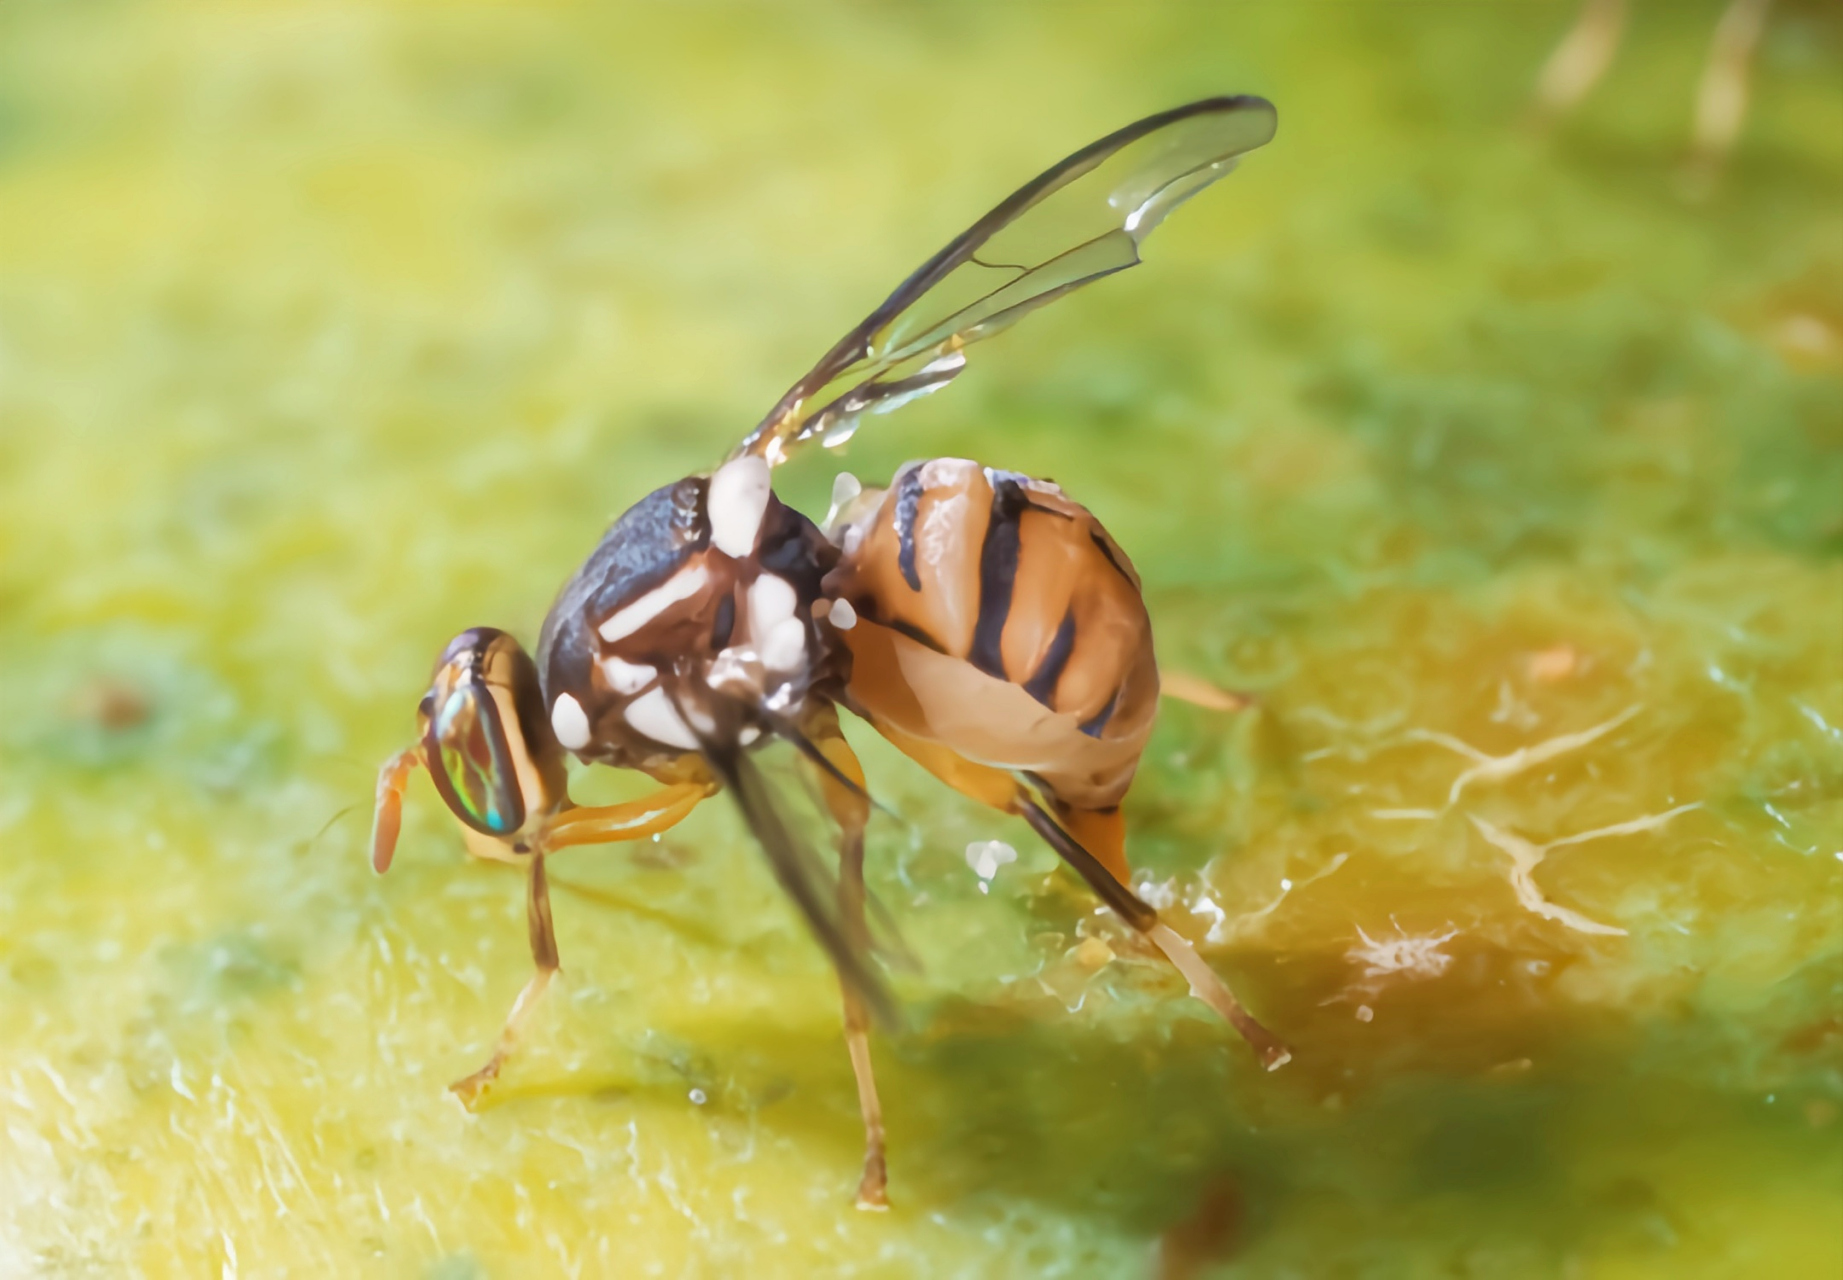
left=449, top=782, right=713, bottom=1109
left=804, top=707, right=891, bottom=1210
left=869, top=716, right=1289, bottom=1070
left=1160, top=671, right=1256, bottom=714
left=1036, top=801, right=1289, bottom=1070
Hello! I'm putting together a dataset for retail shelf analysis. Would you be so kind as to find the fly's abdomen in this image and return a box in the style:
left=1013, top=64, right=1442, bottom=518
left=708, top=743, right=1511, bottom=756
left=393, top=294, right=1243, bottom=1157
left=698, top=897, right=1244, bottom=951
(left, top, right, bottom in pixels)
left=826, top=458, right=1158, bottom=808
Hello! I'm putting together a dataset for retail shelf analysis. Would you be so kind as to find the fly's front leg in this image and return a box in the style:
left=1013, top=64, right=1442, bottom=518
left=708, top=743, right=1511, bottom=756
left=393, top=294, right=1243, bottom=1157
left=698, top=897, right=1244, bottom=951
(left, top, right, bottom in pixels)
left=806, top=709, right=890, bottom=1210
left=451, top=852, right=559, bottom=1109
left=449, top=782, right=714, bottom=1109
left=541, top=781, right=715, bottom=850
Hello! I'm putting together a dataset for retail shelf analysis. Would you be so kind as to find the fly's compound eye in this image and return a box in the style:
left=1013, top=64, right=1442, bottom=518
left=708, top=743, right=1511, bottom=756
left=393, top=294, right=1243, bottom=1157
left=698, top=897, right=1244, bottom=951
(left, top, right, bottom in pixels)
left=425, top=681, right=526, bottom=837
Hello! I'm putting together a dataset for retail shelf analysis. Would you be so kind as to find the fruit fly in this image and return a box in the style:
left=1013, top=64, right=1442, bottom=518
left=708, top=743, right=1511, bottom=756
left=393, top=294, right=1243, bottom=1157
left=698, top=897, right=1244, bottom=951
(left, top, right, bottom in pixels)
left=372, top=95, right=1285, bottom=1208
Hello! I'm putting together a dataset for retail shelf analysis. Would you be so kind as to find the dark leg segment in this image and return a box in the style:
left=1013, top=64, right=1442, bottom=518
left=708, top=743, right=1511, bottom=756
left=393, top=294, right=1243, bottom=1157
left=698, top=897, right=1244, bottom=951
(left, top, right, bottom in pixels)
left=451, top=854, right=560, bottom=1108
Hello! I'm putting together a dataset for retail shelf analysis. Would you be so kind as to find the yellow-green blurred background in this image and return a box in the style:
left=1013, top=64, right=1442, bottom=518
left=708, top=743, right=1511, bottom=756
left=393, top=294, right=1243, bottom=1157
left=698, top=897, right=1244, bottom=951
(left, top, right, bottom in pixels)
left=2, top=2, right=1840, bottom=1276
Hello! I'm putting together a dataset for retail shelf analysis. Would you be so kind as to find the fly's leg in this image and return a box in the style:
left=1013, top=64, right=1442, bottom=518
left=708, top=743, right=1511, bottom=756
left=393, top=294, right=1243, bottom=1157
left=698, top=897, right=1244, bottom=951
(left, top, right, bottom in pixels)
left=1142, top=920, right=1291, bottom=1069
left=449, top=783, right=713, bottom=1109
left=541, top=781, right=715, bottom=850
left=1051, top=802, right=1132, bottom=887
left=805, top=708, right=891, bottom=1210
left=1160, top=671, right=1255, bottom=714
left=1017, top=799, right=1290, bottom=1071
left=451, top=852, right=558, bottom=1108
left=868, top=716, right=1290, bottom=1070
left=371, top=747, right=423, bottom=874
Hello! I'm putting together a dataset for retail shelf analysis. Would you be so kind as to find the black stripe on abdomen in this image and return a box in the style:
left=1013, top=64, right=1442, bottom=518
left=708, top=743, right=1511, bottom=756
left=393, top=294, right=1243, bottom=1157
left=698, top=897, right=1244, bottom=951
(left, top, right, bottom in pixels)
left=1089, top=529, right=1135, bottom=586
left=969, top=480, right=1025, bottom=679
left=888, top=617, right=948, bottom=654
left=1023, top=609, right=1076, bottom=707
left=1079, top=688, right=1120, bottom=738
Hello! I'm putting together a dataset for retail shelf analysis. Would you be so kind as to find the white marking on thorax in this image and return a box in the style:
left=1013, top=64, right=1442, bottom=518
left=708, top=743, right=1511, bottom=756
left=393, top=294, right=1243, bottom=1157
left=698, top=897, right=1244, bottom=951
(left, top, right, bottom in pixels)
left=760, top=617, right=807, bottom=673
left=825, top=471, right=862, bottom=527
left=827, top=597, right=857, bottom=630
left=598, top=564, right=710, bottom=643
left=598, top=655, right=656, bottom=696
left=707, top=455, right=772, bottom=558
left=706, top=645, right=764, bottom=697
left=550, top=693, right=591, bottom=751
left=622, top=687, right=699, bottom=751
left=746, top=573, right=796, bottom=637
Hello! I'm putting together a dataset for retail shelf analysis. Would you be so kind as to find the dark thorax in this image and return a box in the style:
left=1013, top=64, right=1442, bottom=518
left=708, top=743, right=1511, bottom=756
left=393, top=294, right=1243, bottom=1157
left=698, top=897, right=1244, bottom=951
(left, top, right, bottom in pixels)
left=534, top=457, right=843, bottom=774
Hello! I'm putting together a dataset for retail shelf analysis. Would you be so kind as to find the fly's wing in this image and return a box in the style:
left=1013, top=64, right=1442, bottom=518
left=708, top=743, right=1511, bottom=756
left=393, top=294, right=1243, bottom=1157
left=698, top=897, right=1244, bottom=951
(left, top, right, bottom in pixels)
left=674, top=685, right=900, bottom=1026
left=732, top=95, right=1277, bottom=467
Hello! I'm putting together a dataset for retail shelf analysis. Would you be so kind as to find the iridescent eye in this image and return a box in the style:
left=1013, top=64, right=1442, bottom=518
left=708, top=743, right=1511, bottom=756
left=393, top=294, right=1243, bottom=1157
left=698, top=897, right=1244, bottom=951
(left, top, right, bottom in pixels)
left=426, top=683, right=525, bottom=837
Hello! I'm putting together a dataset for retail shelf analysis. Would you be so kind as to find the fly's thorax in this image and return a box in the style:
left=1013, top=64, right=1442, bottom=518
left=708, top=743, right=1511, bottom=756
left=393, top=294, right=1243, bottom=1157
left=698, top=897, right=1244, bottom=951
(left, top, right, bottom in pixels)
left=419, top=627, right=569, bottom=847
left=824, top=458, right=1159, bottom=809
left=536, top=458, right=842, bottom=770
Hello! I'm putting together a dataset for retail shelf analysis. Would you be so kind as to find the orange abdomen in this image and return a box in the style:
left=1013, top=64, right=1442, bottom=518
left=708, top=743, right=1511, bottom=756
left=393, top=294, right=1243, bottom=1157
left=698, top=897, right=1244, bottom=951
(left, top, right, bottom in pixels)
left=826, top=458, right=1158, bottom=811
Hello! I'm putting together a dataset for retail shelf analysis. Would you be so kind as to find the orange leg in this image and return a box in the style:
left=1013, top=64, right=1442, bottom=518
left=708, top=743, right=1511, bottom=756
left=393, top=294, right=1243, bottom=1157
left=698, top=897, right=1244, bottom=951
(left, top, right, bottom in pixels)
left=804, top=708, right=891, bottom=1210
left=868, top=717, right=1020, bottom=811
left=541, top=781, right=715, bottom=850
left=1160, top=670, right=1255, bottom=715
left=1054, top=803, right=1131, bottom=888
left=449, top=784, right=713, bottom=1109
left=370, top=746, right=423, bottom=874
left=867, top=716, right=1289, bottom=1069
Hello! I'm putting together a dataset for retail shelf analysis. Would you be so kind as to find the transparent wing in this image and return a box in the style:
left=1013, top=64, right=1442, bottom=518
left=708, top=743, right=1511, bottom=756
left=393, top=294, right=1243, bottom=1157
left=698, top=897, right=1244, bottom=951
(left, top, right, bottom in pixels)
left=732, top=95, right=1277, bottom=466
left=710, top=739, right=900, bottom=1026
left=671, top=684, right=899, bottom=1026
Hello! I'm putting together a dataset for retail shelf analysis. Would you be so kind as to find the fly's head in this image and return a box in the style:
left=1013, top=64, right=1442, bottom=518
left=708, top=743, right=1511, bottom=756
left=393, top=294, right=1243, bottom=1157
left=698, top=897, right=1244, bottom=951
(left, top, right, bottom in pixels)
left=536, top=457, right=843, bottom=773
left=412, top=627, right=569, bottom=856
